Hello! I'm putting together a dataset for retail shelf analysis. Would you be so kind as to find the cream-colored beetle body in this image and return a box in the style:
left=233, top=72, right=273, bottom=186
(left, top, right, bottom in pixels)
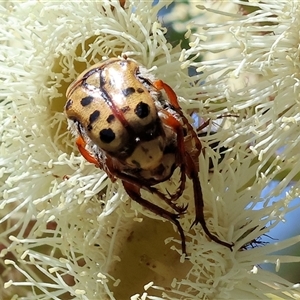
left=65, top=57, right=170, bottom=171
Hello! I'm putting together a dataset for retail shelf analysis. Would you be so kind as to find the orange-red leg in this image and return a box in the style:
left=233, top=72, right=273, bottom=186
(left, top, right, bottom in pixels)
left=159, top=108, right=188, bottom=201
left=155, top=80, right=233, bottom=250
left=154, top=79, right=202, bottom=154
left=76, top=136, right=99, bottom=167
left=153, top=80, right=180, bottom=108
left=158, top=105, right=186, bottom=159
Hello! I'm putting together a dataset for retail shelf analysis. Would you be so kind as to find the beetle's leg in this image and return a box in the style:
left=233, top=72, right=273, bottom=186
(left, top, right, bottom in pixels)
left=160, top=108, right=233, bottom=250
left=76, top=136, right=100, bottom=167
left=196, top=114, right=239, bottom=134
left=159, top=109, right=190, bottom=199
left=106, top=159, right=187, bottom=214
left=153, top=79, right=180, bottom=108
left=122, top=180, right=187, bottom=255
left=186, top=153, right=233, bottom=250
left=165, top=161, right=187, bottom=205
left=196, top=118, right=212, bottom=132
left=147, top=185, right=187, bottom=214
left=159, top=109, right=185, bottom=158
left=154, top=79, right=202, bottom=154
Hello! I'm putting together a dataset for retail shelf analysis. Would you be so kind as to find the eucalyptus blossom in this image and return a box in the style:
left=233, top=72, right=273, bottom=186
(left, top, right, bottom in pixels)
left=1, top=1, right=300, bottom=299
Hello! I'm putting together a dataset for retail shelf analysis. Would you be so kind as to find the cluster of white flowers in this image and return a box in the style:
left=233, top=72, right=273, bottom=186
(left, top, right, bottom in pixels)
left=1, top=0, right=300, bottom=299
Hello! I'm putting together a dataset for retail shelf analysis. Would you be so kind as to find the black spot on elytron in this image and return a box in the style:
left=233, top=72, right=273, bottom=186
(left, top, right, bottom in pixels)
left=107, top=114, right=115, bottom=123
left=80, top=96, right=93, bottom=107
left=122, top=87, right=135, bottom=97
left=87, top=110, right=100, bottom=131
left=89, top=110, right=100, bottom=124
left=121, top=106, right=130, bottom=113
left=134, top=101, right=150, bottom=119
left=99, top=128, right=115, bottom=143
left=65, top=99, right=73, bottom=110
left=137, top=88, right=144, bottom=93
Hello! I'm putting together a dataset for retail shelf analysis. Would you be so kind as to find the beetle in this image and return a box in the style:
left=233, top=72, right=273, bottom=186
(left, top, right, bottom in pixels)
left=65, top=56, right=233, bottom=255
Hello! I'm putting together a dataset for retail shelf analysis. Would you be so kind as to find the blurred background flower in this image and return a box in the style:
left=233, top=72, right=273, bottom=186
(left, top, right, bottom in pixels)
left=1, top=0, right=300, bottom=299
